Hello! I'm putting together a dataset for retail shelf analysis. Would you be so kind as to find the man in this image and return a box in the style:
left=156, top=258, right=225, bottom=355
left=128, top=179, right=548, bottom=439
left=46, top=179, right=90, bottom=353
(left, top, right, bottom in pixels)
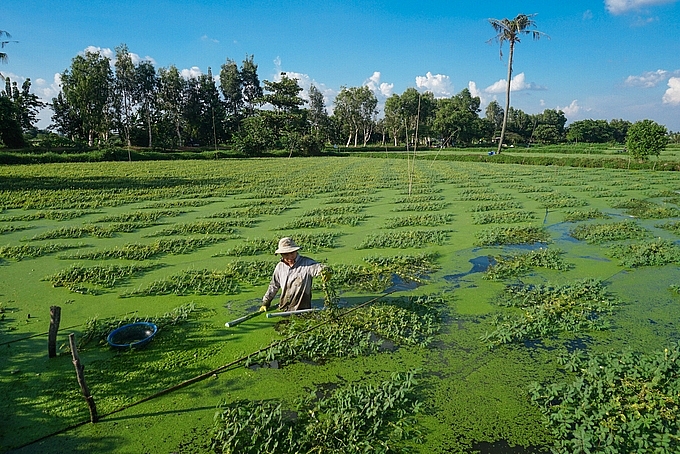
left=261, top=237, right=329, bottom=312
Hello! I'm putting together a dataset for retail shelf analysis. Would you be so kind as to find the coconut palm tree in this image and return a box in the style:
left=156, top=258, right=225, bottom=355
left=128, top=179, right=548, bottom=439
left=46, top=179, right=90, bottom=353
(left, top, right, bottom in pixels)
left=488, top=14, right=546, bottom=154
left=1, top=30, right=12, bottom=63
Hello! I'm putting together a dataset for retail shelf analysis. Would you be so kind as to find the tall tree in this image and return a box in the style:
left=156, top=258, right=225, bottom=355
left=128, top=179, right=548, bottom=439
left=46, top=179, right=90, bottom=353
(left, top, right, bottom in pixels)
left=219, top=58, right=243, bottom=132
left=157, top=65, right=186, bottom=147
left=334, top=86, right=378, bottom=147
left=114, top=44, right=136, bottom=152
left=3, top=78, right=45, bottom=132
left=240, top=54, right=262, bottom=117
left=60, top=51, right=113, bottom=146
left=626, top=119, right=668, bottom=162
left=135, top=61, right=158, bottom=148
left=308, top=84, right=330, bottom=144
left=384, top=94, right=403, bottom=146
left=0, top=30, right=17, bottom=80
left=488, top=13, right=546, bottom=153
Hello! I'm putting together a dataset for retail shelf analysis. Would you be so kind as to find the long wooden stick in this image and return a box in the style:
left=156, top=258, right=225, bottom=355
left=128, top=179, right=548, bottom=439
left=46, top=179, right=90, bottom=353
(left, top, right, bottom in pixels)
left=68, top=333, right=98, bottom=423
left=48, top=306, right=61, bottom=358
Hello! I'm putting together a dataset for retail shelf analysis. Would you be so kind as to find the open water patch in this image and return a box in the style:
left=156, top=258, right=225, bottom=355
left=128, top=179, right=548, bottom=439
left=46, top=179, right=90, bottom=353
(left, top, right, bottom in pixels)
left=444, top=256, right=495, bottom=283
left=546, top=222, right=580, bottom=244
left=385, top=273, right=421, bottom=292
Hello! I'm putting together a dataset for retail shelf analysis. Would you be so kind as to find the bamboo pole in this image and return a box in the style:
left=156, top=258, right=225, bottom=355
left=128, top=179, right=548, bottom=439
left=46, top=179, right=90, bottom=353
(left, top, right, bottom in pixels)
left=68, top=333, right=98, bottom=423
left=48, top=306, right=61, bottom=358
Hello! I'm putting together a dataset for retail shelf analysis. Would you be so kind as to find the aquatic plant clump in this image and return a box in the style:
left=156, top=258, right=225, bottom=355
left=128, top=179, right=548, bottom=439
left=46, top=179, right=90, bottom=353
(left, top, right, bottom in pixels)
left=64, top=236, right=227, bottom=261
left=530, top=345, right=680, bottom=454
left=481, top=279, right=619, bottom=348
left=0, top=209, right=97, bottom=222
left=569, top=221, right=647, bottom=244
left=383, top=213, right=454, bottom=228
left=357, top=229, right=450, bottom=249
left=0, top=242, right=87, bottom=260
left=485, top=248, right=573, bottom=281
left=562, top=209, right=610, bottom=222
left=277, top=214, right=367, bottom=229
left=29, top=224, right=117, bottom=240
left=609, top=239, right=680, bottom=268
left=0, top=224, right=31, bottom=234
left=530, top=192, right=587, bottom=209
left=469, top=201, right=523, bottom=212
left=391, top=202, right=450, bottom=212
left=472, top=210, right=536, bottom=225
left=474, top=225, right=550, bottom=246
left=145, top=220, right=242, bottom=237
left=248, top=295, right=442, bottom=367
left=611, top=198, right=680, bottom=219
left=95, top=209, right=187, bottom=223
left=123, top=260, right=275, bottom=297
left=45, top=263, right=158, bottom=294
left=212, top=371, right=423, bottom=454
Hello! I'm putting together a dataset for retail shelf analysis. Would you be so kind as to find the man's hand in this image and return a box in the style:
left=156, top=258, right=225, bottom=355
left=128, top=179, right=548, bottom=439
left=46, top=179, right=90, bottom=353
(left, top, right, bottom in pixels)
left=321, top=267, right=333, bottom=282
left=259, top=305, right=268, bottom=312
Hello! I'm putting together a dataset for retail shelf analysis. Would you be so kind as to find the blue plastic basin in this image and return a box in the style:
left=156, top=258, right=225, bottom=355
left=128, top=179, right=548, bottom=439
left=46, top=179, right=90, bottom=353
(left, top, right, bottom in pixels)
left=107, top=322, right=158, bottom=349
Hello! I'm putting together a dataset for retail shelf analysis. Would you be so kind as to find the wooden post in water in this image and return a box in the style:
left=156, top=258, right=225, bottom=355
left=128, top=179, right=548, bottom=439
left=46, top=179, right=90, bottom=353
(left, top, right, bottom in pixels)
left=48, top=306, right=61, bottom=358
left=68, top=333, right=98, bottom=423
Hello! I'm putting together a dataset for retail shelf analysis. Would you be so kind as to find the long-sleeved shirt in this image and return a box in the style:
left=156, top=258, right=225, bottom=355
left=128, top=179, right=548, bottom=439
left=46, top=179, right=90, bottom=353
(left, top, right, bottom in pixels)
left=262, top=255, right=324, bottom=311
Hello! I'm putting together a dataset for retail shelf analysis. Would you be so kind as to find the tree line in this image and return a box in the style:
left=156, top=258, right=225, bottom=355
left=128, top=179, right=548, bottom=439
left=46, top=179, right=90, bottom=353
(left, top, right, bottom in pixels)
left=0, top=43, right=676, bottom=156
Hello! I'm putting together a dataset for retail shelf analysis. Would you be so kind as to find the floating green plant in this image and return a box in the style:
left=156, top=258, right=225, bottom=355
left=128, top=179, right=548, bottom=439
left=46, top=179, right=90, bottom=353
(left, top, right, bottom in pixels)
left=277, top=214, right=367, bottom=229
left=145, top=221, right=242, bottom=237
left=123, top=260, right=276, bottom=297
left=45, top=263, right=159, bottom=295
left=472, top=210, right=536, bottom=225
left=323, top=195, right=377, bottom=204
left=0, top=210, right=97, bottom=222
left=0, top=224, right=31, bottom=234
left=562, top=209, right=610, bottom=222
left=95, top=209, right=187, bottom=223
left=611, top=198, right=680, bottom=219
left=609, top=238, right=680, bottom=267
left=569, top=221, right=647, bottom=244
left=458, top=191, right=513, bottom=202
left=482, top=279, right=618, bottom=348
left=393, top=194, right=445, bottom=203
left=469, top=201, right=523, bottom=212
left=302, top=205, right=364, bottom=216
left=63, top=237, right=227, bottom=261
left=474, top=225, right=550, bottom=246
left=531, top=193, right=588, bottom=209
left=485, top=248, right=572, bottom=281
left=206, top=206, right=288, bottom=219
left=0, top=242, right=87, bottom=260
left=29, top=224, right=116, bottom=240
left=247, top=295, right=442, bottom=367
left=357, top=229, right=450, bottom=249
left=383, top=213, right=454, bottom=228
left=391, top=202, right=450, bottom=212
left=141, top=200, right=213, bottom=209
left=212, top=371, right=422, bottom=454
left=530, top=345, right=680, bottom=454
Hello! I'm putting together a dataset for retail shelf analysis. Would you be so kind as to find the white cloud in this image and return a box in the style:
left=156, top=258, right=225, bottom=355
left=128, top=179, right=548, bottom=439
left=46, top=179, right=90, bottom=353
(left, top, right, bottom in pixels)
left=201, top=34, right=220, bottom=44
left=558, top=100, right=581, bottom=117
left=34, top=73, right=62, bottom=100
left=272, top=57, right=337, bottom=106
left=663, top=77, right=680, bottom=104
left=181, top=66, right=203, bottom=79
left=583, top=9, right=594, bottom=19
left=625, top=69, right=670, bottom=87
left=365, top=71, right=394, bottom=98
left=81, top=46, right=156, bottom=66
left=484, top=72, right=545, bottom=94
left=415, top=72, right=452, bottom=97
left=605, top=0, right=677, bottom=15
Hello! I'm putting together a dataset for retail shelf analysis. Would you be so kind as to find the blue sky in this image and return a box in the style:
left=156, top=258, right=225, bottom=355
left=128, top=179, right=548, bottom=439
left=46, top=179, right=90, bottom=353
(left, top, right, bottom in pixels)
left=4, top=0, right=680, bottom=130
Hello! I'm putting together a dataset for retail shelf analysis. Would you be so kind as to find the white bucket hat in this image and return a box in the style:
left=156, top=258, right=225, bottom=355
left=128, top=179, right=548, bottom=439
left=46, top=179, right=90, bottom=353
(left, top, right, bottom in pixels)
left=275, top=237, right=301, bottom=254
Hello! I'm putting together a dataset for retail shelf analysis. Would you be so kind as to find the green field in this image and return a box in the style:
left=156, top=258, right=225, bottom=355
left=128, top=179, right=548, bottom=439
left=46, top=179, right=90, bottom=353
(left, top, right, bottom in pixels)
left=2, top=157, right=680, bottom=453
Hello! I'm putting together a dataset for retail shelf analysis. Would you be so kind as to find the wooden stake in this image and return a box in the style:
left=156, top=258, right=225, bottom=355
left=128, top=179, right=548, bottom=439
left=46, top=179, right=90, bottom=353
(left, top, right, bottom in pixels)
left=48, top=306, right=61, bottom=358
left=68, top=333, right=98, bottom=423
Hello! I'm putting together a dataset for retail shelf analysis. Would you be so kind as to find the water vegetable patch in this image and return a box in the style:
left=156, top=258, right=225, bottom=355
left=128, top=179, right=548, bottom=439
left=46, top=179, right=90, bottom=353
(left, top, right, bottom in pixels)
left=45, top=263, right=160, bottom=294
left=357, top=230, right=450, bottom=249
left=481, top=279, right=619, bottom=348
left=472, top=210, right=536, bottom=225
left=383, top=214, right=454, bottom=228
left=611, top=198, right=680, bottom=219
left=474, top=225, right=550, bottom=246
left=469, top=201, right=523, bottom=212
left=530, top=345, right=680, bottom=454
left=212, top=371, right=423, bottom=454
left=0, top=242, right=87, bottom=260
left=609, top=238, right=680, bottom=267
left=562, top=209, right=610, bottom=222
left=485, top=248, right=572, bottom=281
left=63, top=236, right=227, bottom=260
left=569, top=221, right=648, bottom=244
left=145, top=220, right=243, bottom=236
